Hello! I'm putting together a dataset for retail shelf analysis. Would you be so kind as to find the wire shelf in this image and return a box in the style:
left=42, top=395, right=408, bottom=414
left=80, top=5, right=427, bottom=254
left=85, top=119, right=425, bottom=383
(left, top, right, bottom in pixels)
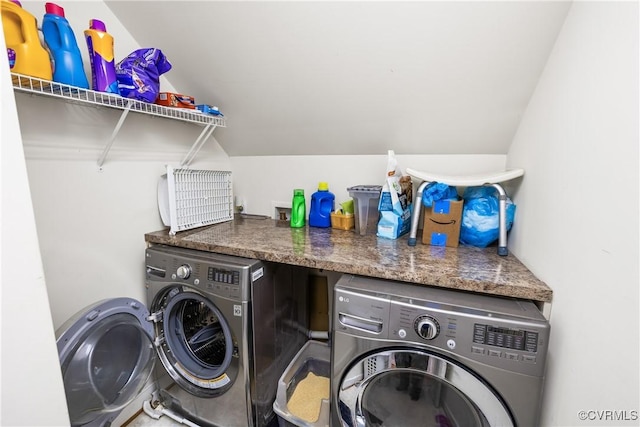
left=11, top=73, right=226, bottom=127
left=11, top=73, right=226, bottom=167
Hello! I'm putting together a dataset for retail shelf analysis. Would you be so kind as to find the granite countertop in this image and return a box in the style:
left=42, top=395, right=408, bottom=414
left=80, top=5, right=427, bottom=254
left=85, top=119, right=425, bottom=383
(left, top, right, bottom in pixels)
left=145, top=216, right=552, bottom=303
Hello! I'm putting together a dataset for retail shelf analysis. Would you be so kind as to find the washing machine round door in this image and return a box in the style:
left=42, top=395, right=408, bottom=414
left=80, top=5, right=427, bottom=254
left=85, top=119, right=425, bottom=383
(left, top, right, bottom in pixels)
left=56, top=298, right=155, bottom=427
left=150, top=285, right=238, bottom=397
left=337, top=349, right=514, bottom=427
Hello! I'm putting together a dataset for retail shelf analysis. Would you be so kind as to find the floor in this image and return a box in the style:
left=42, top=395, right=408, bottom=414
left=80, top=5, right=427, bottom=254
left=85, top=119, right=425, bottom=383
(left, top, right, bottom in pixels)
left=123, top=408, right=283, bottom=427
left=124, top=411, right=184, bottom=427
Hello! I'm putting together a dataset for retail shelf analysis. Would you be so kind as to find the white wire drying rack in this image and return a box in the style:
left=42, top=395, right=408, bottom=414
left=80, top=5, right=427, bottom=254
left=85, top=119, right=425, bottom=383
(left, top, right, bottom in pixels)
left=10, top=73, right=226, bottom=168
left=159, top=166, right=234, bottom=235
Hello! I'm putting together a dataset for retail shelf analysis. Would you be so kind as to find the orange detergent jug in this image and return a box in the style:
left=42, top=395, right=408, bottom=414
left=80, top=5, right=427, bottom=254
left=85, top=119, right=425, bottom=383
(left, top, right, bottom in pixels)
left=1, top=0, right=52, bottom=80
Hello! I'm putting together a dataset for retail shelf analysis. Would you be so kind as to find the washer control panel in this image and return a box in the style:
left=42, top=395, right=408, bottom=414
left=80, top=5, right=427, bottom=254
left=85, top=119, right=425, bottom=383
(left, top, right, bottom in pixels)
left=208, top=266, right=240, bottom=285
left=145, top=246, right=260, bottom=301
left=167, top=262, right=242, bottom=299
left=176, top=264, right=191, bottom=279
left=414, top=315, right=440, bottom=340
left=473, top=324, right=539, bottom=353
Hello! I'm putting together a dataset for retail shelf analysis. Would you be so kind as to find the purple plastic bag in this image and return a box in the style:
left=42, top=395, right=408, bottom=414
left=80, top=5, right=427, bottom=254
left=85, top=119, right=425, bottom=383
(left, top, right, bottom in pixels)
left=115, top=48, right=172, bottom=102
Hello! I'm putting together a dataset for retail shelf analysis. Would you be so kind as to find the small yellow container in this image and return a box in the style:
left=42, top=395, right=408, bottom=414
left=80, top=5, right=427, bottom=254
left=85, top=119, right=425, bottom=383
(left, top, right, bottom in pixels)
left=330, top=211, right=355, bottom=230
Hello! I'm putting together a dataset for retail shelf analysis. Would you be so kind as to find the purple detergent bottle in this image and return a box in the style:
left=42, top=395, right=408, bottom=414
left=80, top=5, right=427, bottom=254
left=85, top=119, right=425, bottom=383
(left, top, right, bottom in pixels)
left=84, top=19, right=119, bottom=94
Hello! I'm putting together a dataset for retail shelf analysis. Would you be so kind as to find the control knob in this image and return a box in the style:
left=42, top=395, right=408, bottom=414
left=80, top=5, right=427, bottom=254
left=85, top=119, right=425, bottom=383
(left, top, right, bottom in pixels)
left=414, top=315, right=440, bottom=340
left=176, top=264, right=191, bottom=280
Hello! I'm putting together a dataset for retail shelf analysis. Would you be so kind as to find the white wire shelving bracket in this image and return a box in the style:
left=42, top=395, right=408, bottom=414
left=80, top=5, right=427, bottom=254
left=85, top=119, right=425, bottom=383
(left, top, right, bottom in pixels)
left=10, top=73, right=226, bottom=168
left=180, top=122, right=218, bottom=167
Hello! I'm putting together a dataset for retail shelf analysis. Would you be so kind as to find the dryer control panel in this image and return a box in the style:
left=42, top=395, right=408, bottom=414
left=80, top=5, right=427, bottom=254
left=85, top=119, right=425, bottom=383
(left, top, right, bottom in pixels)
left=334, top=274, right=550, bottom=377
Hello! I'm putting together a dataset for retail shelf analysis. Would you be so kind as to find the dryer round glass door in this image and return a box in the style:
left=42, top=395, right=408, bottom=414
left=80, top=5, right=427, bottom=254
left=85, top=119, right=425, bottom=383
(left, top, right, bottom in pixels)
left=337, top=349, right=514, bottom=427
left=150, top=285, right=238, bottom=397
left=56, top=298, right=155, bottom=427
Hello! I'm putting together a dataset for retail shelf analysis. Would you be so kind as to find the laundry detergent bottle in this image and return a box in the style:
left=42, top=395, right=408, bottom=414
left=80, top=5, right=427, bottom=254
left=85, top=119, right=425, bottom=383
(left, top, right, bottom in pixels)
left=1, top=0, right=53, bottom=80
left=309, top=182, right=335, bottom=228
left=42, top=2, right=89, bottom=88
left=84, top=18, right=119, bottom=94
left=290, top=189, right=306, bottom=228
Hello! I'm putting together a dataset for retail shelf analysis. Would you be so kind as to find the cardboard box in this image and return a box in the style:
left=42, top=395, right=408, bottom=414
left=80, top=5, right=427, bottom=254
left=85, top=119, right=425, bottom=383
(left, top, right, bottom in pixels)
left=155, top=92, right=196, bottom=109
left=422, top=199, right=463, bottom=247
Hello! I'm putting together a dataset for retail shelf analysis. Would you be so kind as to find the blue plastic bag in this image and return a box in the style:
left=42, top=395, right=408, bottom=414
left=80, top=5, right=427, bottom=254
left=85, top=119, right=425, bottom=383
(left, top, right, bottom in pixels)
left=459, top=186, right=516, bottom=248
left=421, top=182, right=458, bottom=207
left=115, top=48, right=172, bottom=102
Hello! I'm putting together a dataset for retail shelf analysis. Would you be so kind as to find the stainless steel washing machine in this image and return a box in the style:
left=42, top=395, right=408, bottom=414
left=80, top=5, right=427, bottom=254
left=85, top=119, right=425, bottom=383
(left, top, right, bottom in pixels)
left=55, top=244, right=307, bottom=427
left=331, top=275, right=550, bottom=427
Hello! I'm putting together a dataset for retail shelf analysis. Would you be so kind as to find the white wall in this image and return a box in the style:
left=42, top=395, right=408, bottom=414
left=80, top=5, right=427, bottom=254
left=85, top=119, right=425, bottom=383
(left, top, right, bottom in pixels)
left=20, top=98, right=231, bottom=329
left=507, top=2, right=639, bottom=426
left=0, top=31, right=70, bottom=426
left=12, top=1, right=232, bottom=330
left=104, top=1, right=572, bottom=158
left=231, top=154, right=506, bottom=217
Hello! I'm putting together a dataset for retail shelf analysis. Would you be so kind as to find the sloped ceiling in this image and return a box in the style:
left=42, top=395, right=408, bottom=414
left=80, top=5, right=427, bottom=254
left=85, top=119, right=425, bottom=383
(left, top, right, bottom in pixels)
left=105, top=1, right=571, bottom=156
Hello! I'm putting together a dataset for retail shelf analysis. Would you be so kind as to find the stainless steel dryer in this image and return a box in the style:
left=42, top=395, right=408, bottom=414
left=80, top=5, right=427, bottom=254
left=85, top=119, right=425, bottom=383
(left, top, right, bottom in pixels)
left=331, top=275, right=550, bottom=427
left=55, top=244, right=307, bottom=427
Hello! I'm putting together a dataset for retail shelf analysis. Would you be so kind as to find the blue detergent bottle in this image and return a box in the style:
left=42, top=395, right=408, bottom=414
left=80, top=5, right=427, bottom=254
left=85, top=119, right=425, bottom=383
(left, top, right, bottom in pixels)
left=42, top=2, right=89, bottom=88
left=309, top=182, right=335, bottom=228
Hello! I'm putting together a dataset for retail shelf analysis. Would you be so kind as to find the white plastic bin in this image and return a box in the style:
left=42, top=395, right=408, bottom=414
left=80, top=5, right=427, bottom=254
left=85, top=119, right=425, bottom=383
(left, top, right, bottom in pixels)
left=273, top=340, right=331, bottom=427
